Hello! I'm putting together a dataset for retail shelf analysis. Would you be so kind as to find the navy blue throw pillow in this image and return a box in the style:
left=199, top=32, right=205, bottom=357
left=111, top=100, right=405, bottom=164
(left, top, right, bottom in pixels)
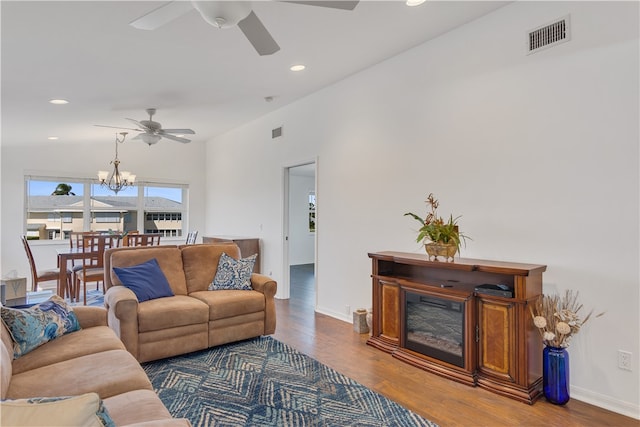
left=113, top=258, right=174, bottom=302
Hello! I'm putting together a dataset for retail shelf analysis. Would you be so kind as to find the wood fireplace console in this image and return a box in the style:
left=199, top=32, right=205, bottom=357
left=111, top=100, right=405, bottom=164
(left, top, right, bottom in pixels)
left=367, top=251, right=546, bottom=404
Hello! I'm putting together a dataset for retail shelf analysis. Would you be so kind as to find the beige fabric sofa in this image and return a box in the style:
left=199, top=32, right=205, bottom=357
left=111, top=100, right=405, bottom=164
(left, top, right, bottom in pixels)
left=1, top=305, right=190, bottom=426
left=104, top=243, right=277, bottom=363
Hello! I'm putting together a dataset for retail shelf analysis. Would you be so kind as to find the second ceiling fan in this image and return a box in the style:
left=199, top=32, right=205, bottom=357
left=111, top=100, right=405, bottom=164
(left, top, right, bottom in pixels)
left=95, top=108, right=195, bottom=145
left=129, top=1, right=360, bottom=56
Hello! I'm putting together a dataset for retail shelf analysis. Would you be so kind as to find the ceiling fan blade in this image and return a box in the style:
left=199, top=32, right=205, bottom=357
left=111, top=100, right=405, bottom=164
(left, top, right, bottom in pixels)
left=131, top=133, right=143, bottom=140
left=162, top=128, right=195, bottom=135
left=125, top=118, right=148, bottom=130
left=283, top=1, right=359, bottom=11
left=129, top=1, right=194, bottom=30
left=237, top=11, right=280, bottom=56
left=160, top=133, right=191, bottom=144
left=94, top=124, right=142, bottom=132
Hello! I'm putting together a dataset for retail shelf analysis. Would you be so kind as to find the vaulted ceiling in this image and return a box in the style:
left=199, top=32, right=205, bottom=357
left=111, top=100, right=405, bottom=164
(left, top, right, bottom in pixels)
left=1, top=1, right=509, bottom=147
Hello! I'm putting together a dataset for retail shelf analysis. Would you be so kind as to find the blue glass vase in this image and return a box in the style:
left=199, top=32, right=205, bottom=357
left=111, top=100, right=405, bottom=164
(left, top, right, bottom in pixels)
left=543, top=346, right=570, bottom=405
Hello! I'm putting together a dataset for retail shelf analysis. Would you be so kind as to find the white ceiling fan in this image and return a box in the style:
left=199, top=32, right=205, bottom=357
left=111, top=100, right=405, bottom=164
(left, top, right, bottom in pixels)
left=95, top=108, right=195, bottom=145
left=129, top=1, right=360, bottom=56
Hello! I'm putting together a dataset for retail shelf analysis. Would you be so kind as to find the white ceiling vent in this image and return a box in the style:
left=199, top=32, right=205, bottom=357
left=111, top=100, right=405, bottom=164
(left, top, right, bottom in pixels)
left=527, top=15, right=570, bottom=55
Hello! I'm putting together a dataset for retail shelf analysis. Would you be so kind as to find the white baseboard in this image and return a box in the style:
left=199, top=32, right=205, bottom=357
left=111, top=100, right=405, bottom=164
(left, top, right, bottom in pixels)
left=314, top=306, right=351, bottom=324
left=571, top=385, right=640, bottom=420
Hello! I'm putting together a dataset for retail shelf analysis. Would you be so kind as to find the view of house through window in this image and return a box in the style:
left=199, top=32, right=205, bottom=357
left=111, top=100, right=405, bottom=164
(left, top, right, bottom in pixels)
left=144, top=186, right=184, bottom=236
left=26, top=177, right=188, bottom=240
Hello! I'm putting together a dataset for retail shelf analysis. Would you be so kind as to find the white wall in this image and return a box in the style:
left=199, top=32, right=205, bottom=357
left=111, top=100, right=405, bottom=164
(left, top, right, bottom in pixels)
left=205, top=1, right=639, bottom=417
left=289, top=173, right=315, bottom=266
left=1, top=139, right=207, bottom=282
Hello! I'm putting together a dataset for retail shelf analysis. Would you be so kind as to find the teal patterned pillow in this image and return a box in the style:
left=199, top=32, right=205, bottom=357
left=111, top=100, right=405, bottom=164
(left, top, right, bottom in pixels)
left=96, top=398, right=116, bottom=427
left=0, top=294, right=80, bottom=358
left=209, top=253, right=257, bottom=290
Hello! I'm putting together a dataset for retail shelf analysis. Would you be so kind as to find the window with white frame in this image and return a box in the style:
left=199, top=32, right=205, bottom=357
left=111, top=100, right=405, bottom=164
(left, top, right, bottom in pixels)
left=143, top=185, right=184, bottom=236
left=25, top=176, right=188, bottom=240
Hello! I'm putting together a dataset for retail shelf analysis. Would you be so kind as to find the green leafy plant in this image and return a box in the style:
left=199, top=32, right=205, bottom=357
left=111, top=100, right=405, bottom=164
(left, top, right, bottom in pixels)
left=50, top=183, right=75, bottom=196
left=404, top=193, right=469, bottom=254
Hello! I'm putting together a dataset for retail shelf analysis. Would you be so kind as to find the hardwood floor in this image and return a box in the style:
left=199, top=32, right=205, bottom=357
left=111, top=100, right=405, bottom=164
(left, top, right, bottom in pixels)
left=273, top=264, right=637, bottom=427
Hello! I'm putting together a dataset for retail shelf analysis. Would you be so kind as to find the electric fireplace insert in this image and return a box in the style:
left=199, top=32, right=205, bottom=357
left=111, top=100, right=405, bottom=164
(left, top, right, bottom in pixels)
left=404, top=291, right=465, bottom=368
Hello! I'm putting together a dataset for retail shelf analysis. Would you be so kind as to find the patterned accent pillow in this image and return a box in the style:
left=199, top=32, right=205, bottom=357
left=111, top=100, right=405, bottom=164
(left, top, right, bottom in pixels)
left=0, top=393, right=115, bottom=427
left=95, top=398, right=116, bottom=427
left=209, top=253, right=257, bottom=291
left=0, top=294, right=80, bottom=358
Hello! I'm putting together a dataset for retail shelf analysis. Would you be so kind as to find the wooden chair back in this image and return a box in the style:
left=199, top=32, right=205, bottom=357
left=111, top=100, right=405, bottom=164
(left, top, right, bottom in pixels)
left=75, top=234, right=119, bottom=305
left=185, top=231, right=198, bottom=245
left=70, top=232, right=100, bottom=267
left=81, top=235, right=119, bottom=269
left=122, top=230, right=139, bottom=247
left=21, top=235, right=69, bottom=295
left=127, top=233, right=161, bottom=247
left=21, top=235, right=39, bottom=292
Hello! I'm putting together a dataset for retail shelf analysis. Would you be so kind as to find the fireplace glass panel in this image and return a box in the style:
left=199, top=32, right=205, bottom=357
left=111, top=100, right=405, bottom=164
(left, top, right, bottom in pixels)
left=405, top=292, right=465, bottom=368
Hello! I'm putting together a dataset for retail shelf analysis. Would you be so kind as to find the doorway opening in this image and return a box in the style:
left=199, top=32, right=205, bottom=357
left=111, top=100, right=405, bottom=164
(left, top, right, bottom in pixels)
left=283, top=162, right=316, bottom=309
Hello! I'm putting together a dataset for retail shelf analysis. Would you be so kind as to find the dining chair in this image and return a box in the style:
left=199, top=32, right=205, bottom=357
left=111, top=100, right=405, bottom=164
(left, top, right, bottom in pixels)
left=69, top=231, right=100, bottom=268
left=74, top=235, right=119, bottom=305
left=70, top=232, right=109, bottom=298
left=21, top=235, right=72, bottom=298
left=122, top=230, right=139, bottom=247
left=127, top=233, right=161, bottom=247
left=185, top=230, right=198, bottom=245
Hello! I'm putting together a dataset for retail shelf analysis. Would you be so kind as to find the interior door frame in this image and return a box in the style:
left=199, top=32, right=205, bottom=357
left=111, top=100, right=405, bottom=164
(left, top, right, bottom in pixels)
left=281, top=158, right=317, bottom=303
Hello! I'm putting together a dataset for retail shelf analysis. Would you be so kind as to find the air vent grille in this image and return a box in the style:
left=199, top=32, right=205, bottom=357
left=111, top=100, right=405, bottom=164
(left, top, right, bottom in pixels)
left=527, top=15, right=570, bottom=54
left=272, top=126, right=283, bottom=139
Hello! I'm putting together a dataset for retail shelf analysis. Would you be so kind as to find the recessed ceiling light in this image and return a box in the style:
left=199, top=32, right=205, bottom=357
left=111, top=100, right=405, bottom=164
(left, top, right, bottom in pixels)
left=290, top=64, right=306, bottom=72
left=47, top=136, right=59, bottom=140
left=406, top=0, right=426, bottom=6
left=49, top=99, right=69, bottom=105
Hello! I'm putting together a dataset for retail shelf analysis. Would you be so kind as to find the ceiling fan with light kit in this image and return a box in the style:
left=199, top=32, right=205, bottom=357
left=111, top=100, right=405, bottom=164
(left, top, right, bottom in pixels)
left=95, top=108, right=195, bottom=146
left=129, top=1, right=360, bottom=56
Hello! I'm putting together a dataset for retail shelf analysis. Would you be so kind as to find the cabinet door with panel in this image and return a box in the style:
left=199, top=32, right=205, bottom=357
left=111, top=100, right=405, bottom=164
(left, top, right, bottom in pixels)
left=368, top=278, right=401, bottom=353
left=477, top=296, right=517, bottom=383
left=379, top=279, right=400, bottom=343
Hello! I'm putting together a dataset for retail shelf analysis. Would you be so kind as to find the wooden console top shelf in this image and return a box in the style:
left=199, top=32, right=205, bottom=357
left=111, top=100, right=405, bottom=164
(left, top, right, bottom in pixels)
left=370, top=251, right=547, bottom=275
left=367, top=251, right=547, bottom=404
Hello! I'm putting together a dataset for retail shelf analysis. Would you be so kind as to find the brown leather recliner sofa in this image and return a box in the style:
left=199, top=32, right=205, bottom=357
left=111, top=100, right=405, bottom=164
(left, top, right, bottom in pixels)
left=103, top=243, right=277, bottom=363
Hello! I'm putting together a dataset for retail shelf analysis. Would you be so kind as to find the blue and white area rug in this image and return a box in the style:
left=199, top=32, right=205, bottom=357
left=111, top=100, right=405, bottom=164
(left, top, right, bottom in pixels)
left=74, top=289, right=105, bottom=307
left=142, top=336, right=438, bottom=427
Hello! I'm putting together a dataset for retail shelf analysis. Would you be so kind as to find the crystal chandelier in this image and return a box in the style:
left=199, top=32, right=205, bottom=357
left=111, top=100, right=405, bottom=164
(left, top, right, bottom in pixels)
left=97, top=132, right=136, bottom=194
